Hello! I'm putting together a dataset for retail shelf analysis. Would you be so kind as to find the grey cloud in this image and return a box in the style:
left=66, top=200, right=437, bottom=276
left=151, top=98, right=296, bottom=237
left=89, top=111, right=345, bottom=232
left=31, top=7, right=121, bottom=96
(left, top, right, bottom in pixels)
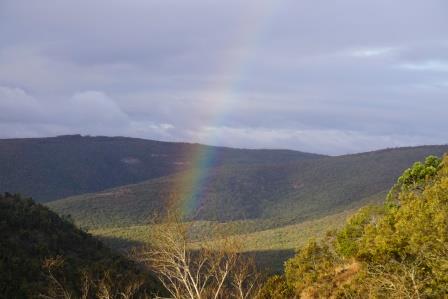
left=0, top=0, right=447, bottom=154
left=185, top=126, right=445, bottom=155
left=0, top=86, right=46, bottom=122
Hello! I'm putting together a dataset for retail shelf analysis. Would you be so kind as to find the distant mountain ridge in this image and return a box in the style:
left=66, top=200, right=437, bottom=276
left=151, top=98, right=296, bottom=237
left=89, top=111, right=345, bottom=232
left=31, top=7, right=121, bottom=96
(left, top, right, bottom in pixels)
left=0, top=135, right=324, bottom=202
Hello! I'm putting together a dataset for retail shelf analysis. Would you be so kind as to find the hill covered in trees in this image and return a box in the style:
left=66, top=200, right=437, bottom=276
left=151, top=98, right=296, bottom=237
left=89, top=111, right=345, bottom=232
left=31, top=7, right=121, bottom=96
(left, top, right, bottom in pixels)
left=0, top=193, right=165, bottom=298
left=48, top=145, right=448, bottom=230
left=0, top=135, right=323, bottom=202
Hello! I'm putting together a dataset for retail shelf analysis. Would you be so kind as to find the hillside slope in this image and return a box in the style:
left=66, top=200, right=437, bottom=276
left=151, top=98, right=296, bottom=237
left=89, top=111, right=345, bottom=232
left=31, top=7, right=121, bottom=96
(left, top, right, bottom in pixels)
left=48, top=145, right=448, bottom=229
left=0, top=135, right=323, bottom=202
left=0, top=193, right=164, bottom=298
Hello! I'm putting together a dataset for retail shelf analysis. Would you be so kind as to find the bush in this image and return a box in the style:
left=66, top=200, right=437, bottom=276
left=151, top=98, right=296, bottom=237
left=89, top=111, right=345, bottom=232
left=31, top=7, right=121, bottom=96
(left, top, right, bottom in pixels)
left=262, top=154, right=448, bottom=298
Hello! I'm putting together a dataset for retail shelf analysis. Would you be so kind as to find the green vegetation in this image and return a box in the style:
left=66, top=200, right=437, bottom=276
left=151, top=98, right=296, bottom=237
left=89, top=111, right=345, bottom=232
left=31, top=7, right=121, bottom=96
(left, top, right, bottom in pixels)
left=260, top=154, right=448, bottom=298
left=48, top=145, right=448, bottom=230
left=91, top=210, right=352, bottom=273
left=0, top=193, right=164, bottom=298
left=0, top=135, right=322, bottom=202
left=45, top=145, right=448, bottom=279
left=3, top=136, right=448, bottom=298
left=2, top=142, right=448, bottom=298
left=90, top=209, right=352, bottom=250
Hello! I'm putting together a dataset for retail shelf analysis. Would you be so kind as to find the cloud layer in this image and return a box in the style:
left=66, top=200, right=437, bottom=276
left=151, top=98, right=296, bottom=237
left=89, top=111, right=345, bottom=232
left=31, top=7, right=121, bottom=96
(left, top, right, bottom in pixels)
left=0, top=0, right=447, bottom=154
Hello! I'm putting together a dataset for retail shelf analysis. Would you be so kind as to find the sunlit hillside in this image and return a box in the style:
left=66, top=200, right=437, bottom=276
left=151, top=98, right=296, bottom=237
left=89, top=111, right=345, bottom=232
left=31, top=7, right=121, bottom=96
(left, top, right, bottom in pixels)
left=48, top=145, right=448, bottom=229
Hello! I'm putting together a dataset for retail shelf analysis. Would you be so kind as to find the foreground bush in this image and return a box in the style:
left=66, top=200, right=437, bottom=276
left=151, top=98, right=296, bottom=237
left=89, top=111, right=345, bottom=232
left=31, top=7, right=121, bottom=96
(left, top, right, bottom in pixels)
left=261, top=155, right=448, bottom=298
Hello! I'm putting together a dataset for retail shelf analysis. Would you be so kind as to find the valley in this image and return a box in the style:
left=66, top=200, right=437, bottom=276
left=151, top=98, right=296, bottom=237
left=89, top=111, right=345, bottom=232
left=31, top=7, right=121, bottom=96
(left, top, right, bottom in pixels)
left=2, top=135, right=448, bottom=296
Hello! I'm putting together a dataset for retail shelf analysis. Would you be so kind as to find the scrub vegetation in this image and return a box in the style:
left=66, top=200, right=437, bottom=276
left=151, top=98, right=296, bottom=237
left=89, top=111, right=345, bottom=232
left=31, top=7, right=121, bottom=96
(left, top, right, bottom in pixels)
left=259, top=155, right=448, bottom=298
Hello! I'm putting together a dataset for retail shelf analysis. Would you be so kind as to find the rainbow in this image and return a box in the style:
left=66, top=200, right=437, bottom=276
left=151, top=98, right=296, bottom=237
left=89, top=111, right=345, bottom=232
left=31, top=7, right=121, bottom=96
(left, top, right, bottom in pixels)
left=169, top=4, right=280, bottom=218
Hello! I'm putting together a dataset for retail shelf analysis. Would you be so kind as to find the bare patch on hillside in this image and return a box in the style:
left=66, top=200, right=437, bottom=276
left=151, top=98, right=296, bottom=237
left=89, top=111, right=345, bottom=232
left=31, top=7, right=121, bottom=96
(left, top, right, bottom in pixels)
left=121, top=157, right=141, bottom=165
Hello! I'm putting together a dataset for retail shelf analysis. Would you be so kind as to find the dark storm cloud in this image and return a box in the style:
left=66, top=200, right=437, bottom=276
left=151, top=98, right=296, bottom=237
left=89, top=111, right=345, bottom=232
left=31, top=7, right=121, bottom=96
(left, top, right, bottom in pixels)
left=0, top=0, right=447, bottom=154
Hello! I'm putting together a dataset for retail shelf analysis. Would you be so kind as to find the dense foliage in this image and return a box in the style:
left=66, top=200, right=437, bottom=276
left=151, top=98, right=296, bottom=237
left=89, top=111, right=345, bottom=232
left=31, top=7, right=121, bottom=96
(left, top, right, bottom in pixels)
left=0, top=194, right=164, bottom=298
left=0, top=135, right=321, bottom=202
left=260, top=154, right=448, bottom=298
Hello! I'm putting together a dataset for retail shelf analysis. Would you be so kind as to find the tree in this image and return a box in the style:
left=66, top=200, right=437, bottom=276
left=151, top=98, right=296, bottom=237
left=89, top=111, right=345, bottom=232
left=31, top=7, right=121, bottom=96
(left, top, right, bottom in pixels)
left=261, top=154, right=448, bottom=298
left=257, top=275, right=294, bottom=299
left=387, top=155, right=442, bottom=203
left=135, top=216, right=262, bottom=299
left=284, top=239, right=340, bottom=298
left=40, top=256, right=149, bottom=299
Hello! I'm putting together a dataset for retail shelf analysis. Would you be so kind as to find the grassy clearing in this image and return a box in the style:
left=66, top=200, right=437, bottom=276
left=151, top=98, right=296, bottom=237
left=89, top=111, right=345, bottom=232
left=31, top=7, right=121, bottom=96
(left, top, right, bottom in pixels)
left=91, top=210, right=355, bottom=272
left=92, top=209, right=351, bottom=251
left=206, top=211, right=351, bottom=251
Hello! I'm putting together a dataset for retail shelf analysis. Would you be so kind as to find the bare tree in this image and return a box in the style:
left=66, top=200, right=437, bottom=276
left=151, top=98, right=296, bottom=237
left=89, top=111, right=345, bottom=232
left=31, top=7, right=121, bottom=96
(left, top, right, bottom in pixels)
left=365, top=259, right=430, bottom=299
left=40, top=257, right=149, bottom=299
left=136, top=217, right=262, bottom=299
left=40, top=256, right=74, bottom=299
left=231, top=256, right=262, bottom=299
left=96, top=271, right=147, bottom=299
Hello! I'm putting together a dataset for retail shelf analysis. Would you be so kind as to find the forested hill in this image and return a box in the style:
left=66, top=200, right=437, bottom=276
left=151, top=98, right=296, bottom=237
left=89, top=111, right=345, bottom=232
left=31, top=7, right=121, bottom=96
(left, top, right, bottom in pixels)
left=49, top=145, right=448, bottom=229
left=0, top=193, right=164, bottom=298
left=0, top=135, right=323, bottom=202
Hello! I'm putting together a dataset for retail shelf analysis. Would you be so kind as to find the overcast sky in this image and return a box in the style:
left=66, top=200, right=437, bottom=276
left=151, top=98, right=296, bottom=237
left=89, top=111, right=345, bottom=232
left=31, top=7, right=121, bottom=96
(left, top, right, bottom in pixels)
left=0, top=0, right=447, bottom=155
